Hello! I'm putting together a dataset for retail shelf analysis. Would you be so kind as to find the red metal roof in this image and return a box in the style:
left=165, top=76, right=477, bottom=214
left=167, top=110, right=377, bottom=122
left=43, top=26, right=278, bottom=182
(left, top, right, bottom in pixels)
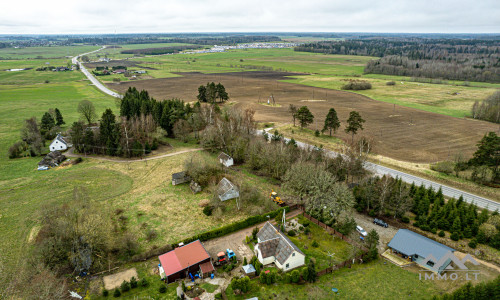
left=158, top=240, right=210, bottom=277
left=199, top=261, right=214, bottom=274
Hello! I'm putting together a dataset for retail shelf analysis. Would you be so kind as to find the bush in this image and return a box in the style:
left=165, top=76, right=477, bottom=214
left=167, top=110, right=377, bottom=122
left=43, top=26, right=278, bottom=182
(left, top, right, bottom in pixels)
left=8, top=141, right=25, bottom=159
left=430, top=161, right=455, bottom=175
left=311, top=240, right=319, bottom=248
left=288, top=230, right=296, bottom=237
left=368, top=210, right=376, bottom=217
left=341, top=80, right=372, bottom=90
left=386, top=81, right=396, bottom=86
left=450, top=232, right=460, bottom=241
left=291, top=270, right=300, bottom=283
left=113, top=289, right=121, bottom=297
left=401, top=216, right=410, bottom=223
left=431, top=228, right=437, bottom=234
left=120, top=281, right=130, bottom=293
left=314, top=129, right=320, bottom=137
left=130, top=277, right=138, bottom=288
left=304, top=227, right=310, bottom=235
left=102, top=289, right=109, bottom=297
left=468, top=239, right=478, bottom=249
left=159, top=285, right=167, bottom=293
left=215, top=293, right=222, bottom=299
left=439, top=230, right=445, bottom=237
left=140, top=278, right=149, bottom=287
left=203, top=206, right=213, bottom=216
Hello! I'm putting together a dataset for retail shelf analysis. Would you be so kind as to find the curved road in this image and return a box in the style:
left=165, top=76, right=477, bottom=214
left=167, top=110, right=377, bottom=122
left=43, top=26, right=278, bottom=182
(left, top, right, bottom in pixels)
left=72, top=47, right=122, bottom=98
left=73, top=48, right=499, bottom=211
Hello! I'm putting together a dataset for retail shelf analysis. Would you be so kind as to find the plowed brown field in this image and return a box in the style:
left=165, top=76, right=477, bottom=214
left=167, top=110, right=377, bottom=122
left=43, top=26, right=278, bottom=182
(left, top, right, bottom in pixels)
left=109, top=71, right=498, bottom=163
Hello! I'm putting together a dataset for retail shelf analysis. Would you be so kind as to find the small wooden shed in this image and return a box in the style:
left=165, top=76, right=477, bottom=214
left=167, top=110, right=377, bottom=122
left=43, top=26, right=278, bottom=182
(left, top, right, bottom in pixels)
left=217, top=178, right=239, bottom=201
left=218, top=152, right=234, bottom=167
left=172, top=171, right=190, bottom=186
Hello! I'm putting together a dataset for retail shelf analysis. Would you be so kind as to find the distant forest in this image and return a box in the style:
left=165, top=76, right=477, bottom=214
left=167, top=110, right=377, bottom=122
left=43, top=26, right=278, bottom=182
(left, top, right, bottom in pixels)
left=295, top=39, right=500, bottom=83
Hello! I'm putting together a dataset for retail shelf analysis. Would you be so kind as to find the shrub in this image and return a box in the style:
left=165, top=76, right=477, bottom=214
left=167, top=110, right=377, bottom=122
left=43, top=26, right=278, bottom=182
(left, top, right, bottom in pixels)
left=341, top=80, right=372, bottom=90
left=140, top=278, right=149, bottom=287
left=431, top=228, right=437, bottom=234
left=102, top=289, right=109, bottom=297
left=401, top=216, right=410, bottom=223
left=203, top=206, right=213, bottom=216
left=468, top=239, right=478, bottom=249
left=159, top=285, right=167, bottom=293
left=8, top=141, right=25, bottom=159
left=120, top=281, right=130, bottom=293
left=113, top=289, right=121, bottom=297
left=311, top=240, right=319, bottom=248
left=304, top=227, right=310, bottom=235
left=438, top=230, right=445, bottom=237
left=450, top=232, right=460, bottom=241
left=215, top=293, right=222, bottom=299
left=130, top=277, right=138, bottom=288
left=182, top=280, right=186, bottom=292
left=288, top=230, right=296, bottom=237
left=368, top=210, right=376, bottom=217
left=430, top=161, right=455, bottom=175
left=113, top=78, right=121, bottom=83
left=291, top=270, right=300, bottom=283
left=386, top=81, right=396, bottom=86
left=243, top=257, right=247, bottom=265
left=314, top=129, right=320, bottom=137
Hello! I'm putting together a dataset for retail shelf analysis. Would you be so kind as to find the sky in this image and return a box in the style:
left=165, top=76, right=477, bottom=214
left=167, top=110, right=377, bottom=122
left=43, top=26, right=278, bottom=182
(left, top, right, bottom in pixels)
left=1, top=0, right=499, bottom=34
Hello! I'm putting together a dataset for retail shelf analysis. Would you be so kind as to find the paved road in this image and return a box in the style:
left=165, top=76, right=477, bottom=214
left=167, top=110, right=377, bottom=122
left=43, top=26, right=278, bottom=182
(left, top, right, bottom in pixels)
left=72, top=47, right=123, bottom=98
left=259, top=129, right=499, bottom=211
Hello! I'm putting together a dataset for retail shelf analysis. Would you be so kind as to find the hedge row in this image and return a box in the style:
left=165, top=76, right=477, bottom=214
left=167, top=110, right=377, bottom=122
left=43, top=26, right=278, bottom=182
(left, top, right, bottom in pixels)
left=131, top=206, right=289, bottom=262
left=180, top=206, right=290, bottom=245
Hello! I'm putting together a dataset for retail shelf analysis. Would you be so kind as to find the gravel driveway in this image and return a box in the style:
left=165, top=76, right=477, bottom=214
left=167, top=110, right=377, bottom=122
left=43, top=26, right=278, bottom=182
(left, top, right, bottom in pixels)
left=351, top=212, right=399, bottom=252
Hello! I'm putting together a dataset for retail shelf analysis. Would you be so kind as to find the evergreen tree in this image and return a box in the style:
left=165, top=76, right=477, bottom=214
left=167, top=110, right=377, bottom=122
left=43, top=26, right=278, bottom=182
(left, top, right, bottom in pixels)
left=40, top=112, right=56, bottom=135
left=469, top=132, right=500, bottom=182
left=345, top=111, right=365, bottom=143
left=99, top=109, right=118, bottom=155
left=296, top=106, right=314, bottom=128
left=197, top=85, right=207, bottom=102
left=55, top=108, right=65, bottom=126
left=322, top=108, right=340, bottom=136
left=215, top=83, right=229, bottom=102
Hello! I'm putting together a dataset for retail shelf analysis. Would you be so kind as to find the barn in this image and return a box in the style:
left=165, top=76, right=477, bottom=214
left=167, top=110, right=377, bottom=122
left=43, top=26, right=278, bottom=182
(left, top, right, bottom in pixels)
left=158, top=240, right=214, bottom=283
left=49, top=134, right=68, bottom=152
left=254, top=222, right=305, bottom=272
left=217, top=178, right=239, bottom=201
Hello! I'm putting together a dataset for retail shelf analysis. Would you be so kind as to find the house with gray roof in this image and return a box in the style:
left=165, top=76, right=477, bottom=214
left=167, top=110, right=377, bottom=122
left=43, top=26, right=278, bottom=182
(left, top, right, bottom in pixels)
left=49, top=134, right=68, bottom=152
left=217, top=178, right=239, bottom=201
left=388, top=229, right=455, bottom=273
left=254, top=222, right=305, bottom=272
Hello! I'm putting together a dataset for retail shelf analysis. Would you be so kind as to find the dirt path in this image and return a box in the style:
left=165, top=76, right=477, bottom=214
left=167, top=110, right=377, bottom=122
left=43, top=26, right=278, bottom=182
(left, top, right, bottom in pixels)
left=65, top=147, right=202, bottom=163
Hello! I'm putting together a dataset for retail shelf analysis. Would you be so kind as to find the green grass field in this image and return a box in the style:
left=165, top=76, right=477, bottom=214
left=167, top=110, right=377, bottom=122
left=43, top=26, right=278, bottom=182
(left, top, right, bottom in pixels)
left=0, top=45, right=100, bottom=59
left=84, top=42, right=199, bottom=61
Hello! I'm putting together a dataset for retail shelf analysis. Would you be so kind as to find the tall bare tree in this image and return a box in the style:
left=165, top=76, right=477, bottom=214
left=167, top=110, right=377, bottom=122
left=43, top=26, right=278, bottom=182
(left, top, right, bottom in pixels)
left=77, top=100, right=97, bottom=125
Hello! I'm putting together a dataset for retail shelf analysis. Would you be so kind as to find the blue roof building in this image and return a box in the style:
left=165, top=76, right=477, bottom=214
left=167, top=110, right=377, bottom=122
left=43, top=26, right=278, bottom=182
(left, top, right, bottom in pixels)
left=388, top=229, right=455, bottom=273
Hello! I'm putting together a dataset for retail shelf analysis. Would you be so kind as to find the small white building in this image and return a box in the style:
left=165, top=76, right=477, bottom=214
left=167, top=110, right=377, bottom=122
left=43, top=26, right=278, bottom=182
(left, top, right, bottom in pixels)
left=218, top=152, right=234, bottom=167
left=50, top=134, right=68, bottom=152
left=254, top=222, right=305, bottom=272
left=217, top=177, right=239, bottom=201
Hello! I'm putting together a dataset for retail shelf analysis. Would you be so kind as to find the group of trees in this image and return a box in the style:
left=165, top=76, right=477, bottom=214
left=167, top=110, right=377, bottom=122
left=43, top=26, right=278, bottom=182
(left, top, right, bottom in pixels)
left=197, top=82, right=229, bottom=103
left=432, top=276, right=500, bottom=300
left=471, top=90, right=500, bottom=123
left=8, top=108, right=65, bottom=158
left=295, top=38, right=500, bottom=83
left=289, top=105, right=366, bottom=142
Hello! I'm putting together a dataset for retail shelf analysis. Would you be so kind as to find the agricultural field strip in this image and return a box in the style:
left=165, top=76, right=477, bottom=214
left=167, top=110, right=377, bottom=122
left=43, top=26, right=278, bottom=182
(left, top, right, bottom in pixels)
left=72, top=47, right=122, bottom=98
left=75, top=48, right=498, bottom=210
left=258, top=129, right=499, bottom=211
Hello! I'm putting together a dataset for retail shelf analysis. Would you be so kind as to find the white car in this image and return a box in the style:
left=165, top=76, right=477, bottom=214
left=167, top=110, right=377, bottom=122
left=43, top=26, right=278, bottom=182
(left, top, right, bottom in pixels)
left=356, top=225, right=367, bottom=237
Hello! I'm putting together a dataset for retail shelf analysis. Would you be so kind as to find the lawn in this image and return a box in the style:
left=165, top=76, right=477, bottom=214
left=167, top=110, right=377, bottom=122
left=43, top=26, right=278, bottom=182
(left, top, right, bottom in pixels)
left=225, top=259, right=443, bottom=300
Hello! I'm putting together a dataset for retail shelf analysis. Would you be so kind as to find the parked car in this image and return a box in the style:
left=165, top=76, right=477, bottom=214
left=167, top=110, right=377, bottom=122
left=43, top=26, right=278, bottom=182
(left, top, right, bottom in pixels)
left=356, top=225, right=367, bottom=237
left=373, top=218, right=388, bottom=228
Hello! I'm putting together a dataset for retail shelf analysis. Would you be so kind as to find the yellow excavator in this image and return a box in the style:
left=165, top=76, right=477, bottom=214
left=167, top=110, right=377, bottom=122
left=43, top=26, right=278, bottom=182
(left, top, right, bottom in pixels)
left=270, top=190, right=284, bottom=206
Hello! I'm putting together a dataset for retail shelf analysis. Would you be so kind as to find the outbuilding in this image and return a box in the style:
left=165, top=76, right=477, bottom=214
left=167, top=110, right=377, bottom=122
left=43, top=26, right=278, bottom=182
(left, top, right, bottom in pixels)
left=172, top=171, right=191, bottom=186
left=217, top=178, right=239, bottom=201
left=158, top=240, right=213, bottom=283
left=218, top=152, right=234, bottom=167
left=49, top=134, right=68, bottom=152
left=254, top=222, right=305, bottom=272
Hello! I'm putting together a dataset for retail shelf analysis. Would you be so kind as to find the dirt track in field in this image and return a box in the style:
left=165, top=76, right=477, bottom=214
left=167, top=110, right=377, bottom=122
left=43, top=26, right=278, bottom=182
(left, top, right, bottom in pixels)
left=109, top=71, right=498, bottom=163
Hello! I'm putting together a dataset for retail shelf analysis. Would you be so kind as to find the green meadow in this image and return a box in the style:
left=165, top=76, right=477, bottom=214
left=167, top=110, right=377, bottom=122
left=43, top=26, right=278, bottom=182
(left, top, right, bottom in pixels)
left=0, top=45, right=100, bottom=59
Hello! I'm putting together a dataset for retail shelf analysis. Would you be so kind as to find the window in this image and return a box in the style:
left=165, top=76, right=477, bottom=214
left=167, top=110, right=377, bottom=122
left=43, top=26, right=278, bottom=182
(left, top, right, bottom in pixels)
left=286, top=263, right=289, bottom=268
left=292, top=253, right=295, bottom=257
left=426, top=261, right=435, bottom=267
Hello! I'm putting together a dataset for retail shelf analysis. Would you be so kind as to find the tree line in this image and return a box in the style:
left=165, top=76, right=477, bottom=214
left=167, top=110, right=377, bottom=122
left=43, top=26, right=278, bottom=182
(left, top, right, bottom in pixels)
left=295, top=39, right=500, bottom=83
left=471, top=90, right=500, bottom=123
left=9, top=108, right=65, bottom=158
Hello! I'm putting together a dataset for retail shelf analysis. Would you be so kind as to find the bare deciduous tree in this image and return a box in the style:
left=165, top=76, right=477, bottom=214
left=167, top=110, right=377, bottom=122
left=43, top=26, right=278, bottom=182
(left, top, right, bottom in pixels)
left=77, top=100, right=97, bottom=125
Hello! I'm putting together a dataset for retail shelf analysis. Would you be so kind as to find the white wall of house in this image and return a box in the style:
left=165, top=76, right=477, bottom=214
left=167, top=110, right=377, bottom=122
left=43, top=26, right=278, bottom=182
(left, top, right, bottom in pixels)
left=220, top=158, right=234, bottom=167
left=275, top=251, right=305, bottom=272
left=254, top=245, right=276, bottom=266
left=50, top=139, right=67, bottom=152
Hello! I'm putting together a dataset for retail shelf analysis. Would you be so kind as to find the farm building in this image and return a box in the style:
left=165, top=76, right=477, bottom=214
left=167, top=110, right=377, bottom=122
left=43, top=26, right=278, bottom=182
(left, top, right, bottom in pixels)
left=158, top=240, right=214, bottom=283
left=388, top=229, right=455, bottom=273
left=218, top=152, right=234, bottom=167
left=49, top=134, right=68, bottom=152
left=113, top=69, right=126, bottom=74
left=172, top=171, right=190, bottom=185
left=38, top=151, right=66, bottom=169
left=254, top=222, right=305, bottom=272
left=217, top=178, right=239, bottom=201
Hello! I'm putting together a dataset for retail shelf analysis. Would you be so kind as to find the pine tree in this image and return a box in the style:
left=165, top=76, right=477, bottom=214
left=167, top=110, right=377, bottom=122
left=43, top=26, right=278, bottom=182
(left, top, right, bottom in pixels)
left=55, top=108, right=65, bottom=126
left=296, top=106, right=314, bottom=128
left=40, top=112, right=56, bottom=134
left=345, top=111, right=365, bottom=143
left=322, top=108, right=340, bottom=136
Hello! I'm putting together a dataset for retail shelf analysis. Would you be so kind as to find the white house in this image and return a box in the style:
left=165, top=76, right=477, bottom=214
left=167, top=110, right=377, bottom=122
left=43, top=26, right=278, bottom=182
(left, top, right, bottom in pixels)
left=50, top=134, right=68, bottom=152
left=254, top=222, right=305, bottom=272
left=218, top=152, right=234, bottom=167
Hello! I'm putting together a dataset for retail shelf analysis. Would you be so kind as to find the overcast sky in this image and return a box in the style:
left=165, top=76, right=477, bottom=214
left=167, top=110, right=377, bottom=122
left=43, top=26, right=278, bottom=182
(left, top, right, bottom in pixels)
left=1, top=0, right=499, bottom=34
